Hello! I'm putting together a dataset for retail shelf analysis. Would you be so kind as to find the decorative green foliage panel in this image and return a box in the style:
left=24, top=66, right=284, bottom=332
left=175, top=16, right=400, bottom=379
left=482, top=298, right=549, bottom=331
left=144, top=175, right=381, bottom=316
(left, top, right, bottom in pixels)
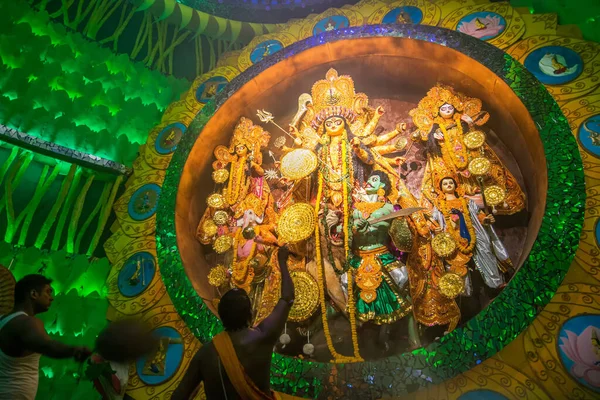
left=0, top=1, right=190, bottom=165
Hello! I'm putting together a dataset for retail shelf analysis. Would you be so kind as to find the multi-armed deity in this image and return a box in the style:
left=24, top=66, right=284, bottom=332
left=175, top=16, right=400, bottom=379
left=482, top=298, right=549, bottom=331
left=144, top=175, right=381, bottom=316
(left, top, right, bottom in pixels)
left=196, top=70, right=526, bottom=361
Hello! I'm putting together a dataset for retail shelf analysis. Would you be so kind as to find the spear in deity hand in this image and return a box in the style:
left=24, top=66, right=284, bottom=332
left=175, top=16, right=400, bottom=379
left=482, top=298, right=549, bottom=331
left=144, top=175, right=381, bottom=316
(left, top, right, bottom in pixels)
left=257, top=109, right=296, bottom=141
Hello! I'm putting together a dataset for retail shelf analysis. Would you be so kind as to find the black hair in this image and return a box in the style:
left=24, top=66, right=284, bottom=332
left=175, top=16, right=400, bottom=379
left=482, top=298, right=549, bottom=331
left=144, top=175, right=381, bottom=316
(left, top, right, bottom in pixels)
left=14, top=274, right=52, bottom=304
left=218, top=288, right=252, bottom=331
left=369, top=170, right=392, bottom=196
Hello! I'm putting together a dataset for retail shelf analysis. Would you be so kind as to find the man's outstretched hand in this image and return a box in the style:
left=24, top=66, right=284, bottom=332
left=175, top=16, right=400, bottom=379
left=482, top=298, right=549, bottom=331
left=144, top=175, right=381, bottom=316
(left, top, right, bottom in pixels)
left=277, top=245, right=290, bottom=266
left=73, top=346, right=93, bottom=363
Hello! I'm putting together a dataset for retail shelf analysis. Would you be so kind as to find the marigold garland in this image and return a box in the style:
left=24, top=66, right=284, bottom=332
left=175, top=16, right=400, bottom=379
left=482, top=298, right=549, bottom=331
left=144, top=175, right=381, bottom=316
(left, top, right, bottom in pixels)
left=437, top=114, right=468, bottom=171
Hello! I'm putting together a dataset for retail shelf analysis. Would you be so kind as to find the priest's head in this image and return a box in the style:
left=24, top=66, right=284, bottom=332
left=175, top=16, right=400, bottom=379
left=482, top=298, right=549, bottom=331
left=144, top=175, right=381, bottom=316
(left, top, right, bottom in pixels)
left=218, top=288, right=252, bottom=331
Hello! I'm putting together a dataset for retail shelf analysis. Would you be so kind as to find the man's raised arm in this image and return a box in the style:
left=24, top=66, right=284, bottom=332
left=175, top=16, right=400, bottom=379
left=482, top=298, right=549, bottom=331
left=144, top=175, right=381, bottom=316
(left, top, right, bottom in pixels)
left=256, top=246, right=295, bottom=339
left=20, top=317, right=89, bottom=360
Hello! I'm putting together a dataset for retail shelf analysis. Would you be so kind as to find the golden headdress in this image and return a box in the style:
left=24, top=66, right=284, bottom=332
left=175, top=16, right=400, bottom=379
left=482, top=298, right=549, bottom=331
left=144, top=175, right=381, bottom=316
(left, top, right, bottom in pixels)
left=310, top=69, right=358, bottom=130
left=212, top=117, right=270, bottom=170
left=409, top=83, right=484, bottom=132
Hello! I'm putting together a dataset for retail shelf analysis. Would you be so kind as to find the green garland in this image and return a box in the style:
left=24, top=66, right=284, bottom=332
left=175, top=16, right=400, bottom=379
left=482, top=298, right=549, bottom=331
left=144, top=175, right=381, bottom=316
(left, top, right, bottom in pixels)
left=0, top=1, right=190, bottom=165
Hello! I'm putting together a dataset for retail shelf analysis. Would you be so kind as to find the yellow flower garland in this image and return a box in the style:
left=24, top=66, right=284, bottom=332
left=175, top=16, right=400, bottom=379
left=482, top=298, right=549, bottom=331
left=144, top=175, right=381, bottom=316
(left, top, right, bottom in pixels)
left=227, top=157, right=249, bottom=206
left=314, top=170, right=362, bottom=363
left=437, top=115, right=468, bottom=171
left=439, top=196, right=477, bottom=254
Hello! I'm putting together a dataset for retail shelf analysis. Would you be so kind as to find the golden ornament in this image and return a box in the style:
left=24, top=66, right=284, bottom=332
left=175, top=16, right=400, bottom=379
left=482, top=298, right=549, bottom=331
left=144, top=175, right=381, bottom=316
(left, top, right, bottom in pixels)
left=213, top=235, right=233, bottom=254
left=207, top=193, right=226, bottom=209
left=213, top=210, right=229, bottom=226
left=389, top=218, right=413, bottom=252
left=277, top=203, right=316, bottom=243
left=280, top=149, right=318, bottom=181
left=288, top=271, right=319, bottom=322
left=432, top=232, right=456, bottom=258
left=395, top=137, right=408, bottom=150
left=439, top=272, right=465, bottom=299
left=208, top=264, right=228, bottom=287
left=212, top=169, right=229, bottom=184
left=468, top=157, right=491, bottom=176
left=202, top=219, right=218, bottom=237
left=463, top=130, right=486, bottom=149
left=484, top=185, right=506, bottom=206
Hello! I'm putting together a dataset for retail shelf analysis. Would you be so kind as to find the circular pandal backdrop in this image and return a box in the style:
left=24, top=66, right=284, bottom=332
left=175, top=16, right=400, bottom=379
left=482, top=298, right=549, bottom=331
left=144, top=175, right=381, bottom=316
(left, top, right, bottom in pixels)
left=156, top=24, right=584, bottom=398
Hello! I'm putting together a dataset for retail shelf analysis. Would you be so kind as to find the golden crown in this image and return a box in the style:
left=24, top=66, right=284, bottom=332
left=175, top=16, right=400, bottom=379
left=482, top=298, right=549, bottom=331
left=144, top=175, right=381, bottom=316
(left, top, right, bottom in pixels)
left=212, top=117, right=270, bottom=170
left=409, top=83, right=483, bottom=132
left=310, top=69, right=357, bottom=129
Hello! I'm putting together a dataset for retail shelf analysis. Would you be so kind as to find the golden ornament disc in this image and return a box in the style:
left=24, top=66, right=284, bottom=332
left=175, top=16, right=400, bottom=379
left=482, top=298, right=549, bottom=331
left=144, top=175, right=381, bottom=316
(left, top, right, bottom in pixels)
left=280, top=149, right=318, bottom=181
left=208, top=264, right=228, bottom=287
left=213, top=235, right=233, bottom=254
left=202, top=219, right=218, bottom=237
left=464, top=130, right=486, bottom=149
left=288, top=271, right=319, bottom=322
left=468, top=157, right=491, bottom=176
left=277, top=203, right=316, bottom=243
left=213, top=210, right=229, bottom=226
left=484, top=185, right=506, bottom=206
left=395, top=137, right=408, bottom=151
left=212, top=169, right=229, bottom=184
left=207, top=193, right=226, bottom=209
left=432, top=232, right=456, bottom=258
left=439, top=272, right=465, bottom=299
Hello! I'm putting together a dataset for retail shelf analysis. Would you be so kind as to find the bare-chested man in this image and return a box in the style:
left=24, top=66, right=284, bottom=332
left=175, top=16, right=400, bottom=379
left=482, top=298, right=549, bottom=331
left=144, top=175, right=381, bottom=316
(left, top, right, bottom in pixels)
left=172, top=246, right=294, bottom=400
left=0, top=274, right=92, bottom=399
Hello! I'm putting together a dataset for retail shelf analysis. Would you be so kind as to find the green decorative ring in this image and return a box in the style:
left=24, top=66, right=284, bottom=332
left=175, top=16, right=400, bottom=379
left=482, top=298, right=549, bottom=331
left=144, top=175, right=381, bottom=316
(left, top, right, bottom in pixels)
left=156, top=25, right=585, bottom=397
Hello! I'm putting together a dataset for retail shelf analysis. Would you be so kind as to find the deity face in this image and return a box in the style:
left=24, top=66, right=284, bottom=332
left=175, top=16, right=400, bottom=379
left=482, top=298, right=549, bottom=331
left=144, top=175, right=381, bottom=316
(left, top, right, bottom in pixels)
left=439, top=103, right=455, bottom=119
left=324, top=116, right=345, bottom=136
left=440, top=178, right=457, bottom=194
left=366, top=174, right=385, bottom=195
left=235, top=144, right=248, bottom=156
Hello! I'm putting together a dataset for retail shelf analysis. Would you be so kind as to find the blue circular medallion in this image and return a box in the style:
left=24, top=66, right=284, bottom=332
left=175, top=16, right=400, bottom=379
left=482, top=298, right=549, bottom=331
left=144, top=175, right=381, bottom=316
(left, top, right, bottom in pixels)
left=382, top=6, right=423, bottom=25
left=136, top=326, right=184, bottom=385
left=128, top=183, right=161, bottom=221
left=457, top=11, right=506, bottom=41
left=524, top=46, right=583, bottom=85
left=250, top=40, right=283, bottom=64
left=195, top=76, right=229, bottom=104
left=313, top=15, right=350, bottom=36
left=558, top=314, right=600, bottom=392
left=578, top=114, right=600, bottom=158
left=118, top=252, right=156, bottom=297
left=155, top=123, right=185, bottom=155
left=457, top=390, right=509, bottom=400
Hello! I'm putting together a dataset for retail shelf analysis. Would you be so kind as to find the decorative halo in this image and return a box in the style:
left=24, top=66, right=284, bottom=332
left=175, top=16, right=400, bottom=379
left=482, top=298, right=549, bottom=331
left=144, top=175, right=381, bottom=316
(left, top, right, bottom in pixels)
left=464, top=130, right=486, bottom=149
left=288, top=271, right=320, bottom=322
left=208, top=264, right=229, bottom=287
left=202, top=220, right=218, bottom=237
left=213, top=210, right=229, bottom=226
left=484, top=185, right=506, bottom=206
left=212, top=169, right=229, bottom=184
left=439, top=272, right=465, bottom=299
left=278, top=203, right=316, bottom=243
left=280, top=149, right=318, bottom=181
left=432, top=232, right=456, bottom=258
left=207, top=193, right=226, bottom=209
left=213, top=235, right=233, bottom=254
left=468, top=157, right=491, bottom=175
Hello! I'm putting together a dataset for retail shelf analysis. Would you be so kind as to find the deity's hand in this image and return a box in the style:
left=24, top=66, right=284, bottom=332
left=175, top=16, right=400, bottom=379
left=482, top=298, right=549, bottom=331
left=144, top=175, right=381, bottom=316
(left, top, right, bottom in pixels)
left=433, top=130, right=444, bottom=140
left=394, top=156, right=406, bottom=166
left=483, top=214, right=495, bottom=225
left=461, top=114, right=474, bottom=126
left=376, top=106, right=385, bottom=116
left=354, top=217, right=369, bottom=231
left=289, top=124, right=299, bottom=136
left=350, top=137, right=361, bottom=147
left=396, top=122, right=407, bottom=132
